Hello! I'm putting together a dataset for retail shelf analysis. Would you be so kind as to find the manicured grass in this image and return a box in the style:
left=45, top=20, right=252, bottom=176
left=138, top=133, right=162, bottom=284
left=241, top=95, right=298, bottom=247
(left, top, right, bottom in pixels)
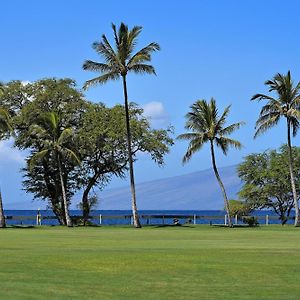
left=0, top=225, right=299, bottom=299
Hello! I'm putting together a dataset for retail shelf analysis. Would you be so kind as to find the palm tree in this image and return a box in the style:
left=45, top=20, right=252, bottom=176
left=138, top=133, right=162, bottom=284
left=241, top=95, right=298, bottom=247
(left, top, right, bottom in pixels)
left=29, top=112, right=80, bottom=227
left=178, top=98, right=244, bottom=227
left=82, top=23, right=160, bottom=228
left=251, top=71, right=300, bottom=226
left=0, top=107, right=13, bottom=228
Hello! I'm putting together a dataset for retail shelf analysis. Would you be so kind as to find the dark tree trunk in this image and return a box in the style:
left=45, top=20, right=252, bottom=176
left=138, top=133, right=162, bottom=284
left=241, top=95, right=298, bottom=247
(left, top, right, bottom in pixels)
left=53, top=207, right=65, bottom=225
left=58, top=155, right=72, bottom=227
left=280, top=216, right=288, bottom=226
left=82, top=190, right=90, bottom=226
left=210, top=141, right=232, bottom=227
left=50, top=201, right=66, bottom=225
left=0, top=189, right=6, bottom=228
left=278, top=202, right=288, bottom=225
left=82, top=173, right=100, bottom=225
left=122, top=75, right=141, bottom=228
left=287, top=119, right=300, bottom=226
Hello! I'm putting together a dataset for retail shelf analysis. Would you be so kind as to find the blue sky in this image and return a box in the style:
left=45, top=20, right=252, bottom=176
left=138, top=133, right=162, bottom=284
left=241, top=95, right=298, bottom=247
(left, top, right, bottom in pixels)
left=1, top=0, right=300, bottom=207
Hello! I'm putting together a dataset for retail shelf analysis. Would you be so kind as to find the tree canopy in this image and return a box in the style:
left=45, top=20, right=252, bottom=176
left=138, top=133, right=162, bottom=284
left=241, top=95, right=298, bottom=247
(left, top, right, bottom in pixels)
left=0, top=78, right=173, bottom=224
left=238, top=146, right=300, bottom=224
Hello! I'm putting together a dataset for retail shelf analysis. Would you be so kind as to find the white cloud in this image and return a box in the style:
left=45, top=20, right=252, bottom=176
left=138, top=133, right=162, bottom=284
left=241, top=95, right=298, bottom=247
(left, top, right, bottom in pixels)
left=142, top=101, right=169, bottom=128
left=21, top=80, right=31, bottom=86
left=0, top=139, right=26, bottom=165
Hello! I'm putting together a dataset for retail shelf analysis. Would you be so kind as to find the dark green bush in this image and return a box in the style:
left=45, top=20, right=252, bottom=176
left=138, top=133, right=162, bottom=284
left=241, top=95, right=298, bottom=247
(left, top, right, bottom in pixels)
left=242, top=216, right=259, bottom=227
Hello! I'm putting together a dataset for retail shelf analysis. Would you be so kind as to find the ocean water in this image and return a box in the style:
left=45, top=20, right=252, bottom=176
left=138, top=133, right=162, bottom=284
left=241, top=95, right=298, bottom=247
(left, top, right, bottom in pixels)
left=3, top=210, right=295, bottom=226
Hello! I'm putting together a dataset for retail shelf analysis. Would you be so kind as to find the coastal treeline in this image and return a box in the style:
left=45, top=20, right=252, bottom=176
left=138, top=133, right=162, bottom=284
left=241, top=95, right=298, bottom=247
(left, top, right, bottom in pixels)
left=0, top=23, right=300, bottom=228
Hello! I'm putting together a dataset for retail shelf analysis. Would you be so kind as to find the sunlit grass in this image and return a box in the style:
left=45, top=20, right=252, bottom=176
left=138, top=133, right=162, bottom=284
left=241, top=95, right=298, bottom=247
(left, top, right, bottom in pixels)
left=0, top=225, right=299, bottom=299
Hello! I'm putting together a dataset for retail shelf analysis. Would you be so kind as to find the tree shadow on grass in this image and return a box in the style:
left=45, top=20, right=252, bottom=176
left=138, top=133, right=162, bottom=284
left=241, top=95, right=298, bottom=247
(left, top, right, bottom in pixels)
left=7, top=225, right=37, bottom=229
left=149, top=224, right=195, bottom=229
left=211, top=224, right=259, bottom=228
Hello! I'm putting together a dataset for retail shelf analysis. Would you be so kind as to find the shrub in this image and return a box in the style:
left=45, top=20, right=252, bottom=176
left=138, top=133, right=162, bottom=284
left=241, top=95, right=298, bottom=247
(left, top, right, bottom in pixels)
left=242, top=216, right=259, bottom=227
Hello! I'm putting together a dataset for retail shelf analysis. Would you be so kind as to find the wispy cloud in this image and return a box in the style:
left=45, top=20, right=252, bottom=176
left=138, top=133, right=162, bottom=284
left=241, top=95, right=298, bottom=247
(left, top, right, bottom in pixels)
left=142, top=101, right=169, bottom=128
left=0, top=139, right=26, bottom=165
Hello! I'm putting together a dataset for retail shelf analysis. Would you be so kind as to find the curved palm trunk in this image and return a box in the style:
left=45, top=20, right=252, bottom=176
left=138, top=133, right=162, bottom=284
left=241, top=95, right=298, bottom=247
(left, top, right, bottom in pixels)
left=287, top=119, right=300, bottom=226
left=122, top=75, right=141, bottom=228
left=58, top=155, right=72, bottom=227
left=210, top=141, right=232, bottom=227
left=0, top=188, right=6, bottom=228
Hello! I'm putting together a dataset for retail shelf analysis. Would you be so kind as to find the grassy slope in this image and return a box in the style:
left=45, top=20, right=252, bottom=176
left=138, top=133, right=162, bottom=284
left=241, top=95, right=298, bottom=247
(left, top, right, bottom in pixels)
left=0, top=226, right=299, bottom=299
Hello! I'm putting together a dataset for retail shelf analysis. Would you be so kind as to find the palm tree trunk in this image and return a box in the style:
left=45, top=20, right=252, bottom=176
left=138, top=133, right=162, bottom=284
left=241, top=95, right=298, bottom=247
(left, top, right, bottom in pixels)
left=287, top=119, right=300, bottom=226
left=0, top=188, right=6, bottom=228
left=122, top=75, right=141, bottom=228
left=210, top=141, right=232, bottom=227
left=58, top=155, right=72, bottom=227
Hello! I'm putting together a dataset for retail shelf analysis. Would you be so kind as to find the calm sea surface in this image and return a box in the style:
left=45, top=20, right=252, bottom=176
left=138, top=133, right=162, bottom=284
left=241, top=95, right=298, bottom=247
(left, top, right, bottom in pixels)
left=3, top=210, right=295, bottom=226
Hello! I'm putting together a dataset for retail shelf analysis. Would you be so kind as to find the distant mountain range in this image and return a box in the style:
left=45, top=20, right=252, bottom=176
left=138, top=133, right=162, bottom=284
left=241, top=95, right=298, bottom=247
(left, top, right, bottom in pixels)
left=98, top=165, right=242, bottom=210
left=5, top=165, right=242, bottom=210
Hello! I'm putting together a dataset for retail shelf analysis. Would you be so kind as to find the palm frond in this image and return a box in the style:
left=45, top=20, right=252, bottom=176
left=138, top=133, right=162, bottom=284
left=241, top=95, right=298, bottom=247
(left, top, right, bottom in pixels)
left=128, top=64, right=156, bottom=75
left=58, top=128, right=73, bottom=144
left=83, top=72, right=120, bottom=90
left=187, top=100, right=212, bottom=132
left=128, top=25, right=142, bottom=53
left=259, top=101, right=283, bottom=115
left=287, top=108, right=300, bottom=120
left=84, top=23, right=159, bottom=89
left=209, top=98, right=218, bottom=123
left=128, top=42, right=160, bottom=67
left=0, top=83, right=5, bottom=95
left=291, top=83, right=300, bottom=102
left=118, top=23, right=130, bottom=62
left=177, top=132, right=203, bottom=141
left=254, top=114, right=280, bottom=138
left=216, top=137, right=242, bottom=153
left=219, top=121, right=245, bottom=136
left=251, top=93, right=277, bottom=102
left=215, top=137, right=229, bottom=155
left=29, top=149, right=49, bottom=171
left=215, top=104, right=231, bottom=132
left=182, top=138, right=205, bottom=164
left=0, top=108, right=13, bottom=133
left=111, top=23, right=120, bottom=47
left=82, top=60, right=114, bottom=73
left=180, top=98, right=243, bottom=163
left=290, top=117, right=300, bottom=137
left=64, top=148, right=81, bottom=165
left=42, top=112, right=59, bottom=134
left=28, top=124, right=48, bottom=141
left=253, top=71, right=300, bottom=139
left=92, top=39, right=120, bottom=66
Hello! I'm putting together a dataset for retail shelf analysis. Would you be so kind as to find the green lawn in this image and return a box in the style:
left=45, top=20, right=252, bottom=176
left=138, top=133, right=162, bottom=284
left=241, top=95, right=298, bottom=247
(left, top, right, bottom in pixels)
left=0, top=225, right=299, bottom=299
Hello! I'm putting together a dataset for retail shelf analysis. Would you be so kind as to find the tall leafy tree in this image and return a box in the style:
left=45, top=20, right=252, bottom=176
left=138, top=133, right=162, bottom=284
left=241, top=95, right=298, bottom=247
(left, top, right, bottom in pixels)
left=82, top=23, right=160, bottom=228
left=77, top=102, right=173, bottom=224
left=178, top=98, right=244, bottom=227
left=13, top=79, right=87, bottom=224
left=0, top=108, right=13, bottom=228
left=0, top=83, right=14, bottom=228
left=251, top=71, right=300, bottom=226
left=29, top=112, right=80, bottom=227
